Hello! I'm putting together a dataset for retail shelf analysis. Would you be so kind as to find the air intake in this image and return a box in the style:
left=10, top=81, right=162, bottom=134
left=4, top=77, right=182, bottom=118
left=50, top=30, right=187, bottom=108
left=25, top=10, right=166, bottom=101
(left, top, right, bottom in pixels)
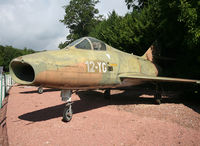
left=10, top=61, right=35, bottom=84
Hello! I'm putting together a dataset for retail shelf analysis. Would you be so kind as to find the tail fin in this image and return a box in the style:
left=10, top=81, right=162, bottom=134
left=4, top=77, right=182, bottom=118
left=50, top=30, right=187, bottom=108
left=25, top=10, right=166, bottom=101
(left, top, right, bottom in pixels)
left=142, top=43, right=174, bottom=62
left=141, top=40, right=161, bottom=62
left=142, top=43, right=163, bottom=76
left=141, top=45, right=155, bottom=62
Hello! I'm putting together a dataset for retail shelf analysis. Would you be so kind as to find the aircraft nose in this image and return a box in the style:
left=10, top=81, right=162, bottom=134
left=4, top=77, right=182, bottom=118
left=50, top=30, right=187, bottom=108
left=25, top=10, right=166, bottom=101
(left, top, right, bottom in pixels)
left=9, top=56, right=35, bottom=85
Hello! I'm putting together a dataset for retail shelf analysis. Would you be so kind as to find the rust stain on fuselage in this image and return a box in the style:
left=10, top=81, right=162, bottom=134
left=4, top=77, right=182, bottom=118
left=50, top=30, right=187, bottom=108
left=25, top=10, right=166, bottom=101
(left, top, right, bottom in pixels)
left=34, top=62, right=103, bottom=89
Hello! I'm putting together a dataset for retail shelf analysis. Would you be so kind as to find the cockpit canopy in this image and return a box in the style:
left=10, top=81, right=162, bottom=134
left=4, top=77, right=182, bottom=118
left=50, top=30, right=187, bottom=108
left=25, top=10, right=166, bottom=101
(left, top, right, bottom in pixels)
left=67, top=37, right=106, bottom=51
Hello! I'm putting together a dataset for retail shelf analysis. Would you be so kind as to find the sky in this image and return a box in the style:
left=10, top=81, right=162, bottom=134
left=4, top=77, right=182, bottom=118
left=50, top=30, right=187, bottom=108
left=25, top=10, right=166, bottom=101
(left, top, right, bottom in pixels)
left=0, top=0, right=129, bottom=51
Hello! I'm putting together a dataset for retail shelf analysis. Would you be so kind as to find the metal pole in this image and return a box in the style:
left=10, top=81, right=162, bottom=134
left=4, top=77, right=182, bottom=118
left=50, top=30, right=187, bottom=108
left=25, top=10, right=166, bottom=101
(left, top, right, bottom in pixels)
left=0, top=74, right=2, bottom=108
left=4, top=73, right=6, bottom=95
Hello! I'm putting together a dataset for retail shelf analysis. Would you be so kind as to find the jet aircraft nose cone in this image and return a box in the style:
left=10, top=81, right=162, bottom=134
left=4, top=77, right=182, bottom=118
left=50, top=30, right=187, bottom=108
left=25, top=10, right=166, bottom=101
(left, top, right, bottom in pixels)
left=9, top=57, right=35, bottom=85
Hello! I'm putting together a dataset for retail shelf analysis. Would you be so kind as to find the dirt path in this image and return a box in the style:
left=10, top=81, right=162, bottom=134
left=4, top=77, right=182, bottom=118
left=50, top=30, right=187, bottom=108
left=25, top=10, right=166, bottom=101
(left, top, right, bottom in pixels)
left=6, top=86, right=200, bottom=146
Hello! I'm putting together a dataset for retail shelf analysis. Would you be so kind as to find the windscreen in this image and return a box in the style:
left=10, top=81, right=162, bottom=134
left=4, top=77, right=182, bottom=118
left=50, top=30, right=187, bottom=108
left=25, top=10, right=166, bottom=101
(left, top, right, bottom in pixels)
left=67, top=38, right=83, bottom=47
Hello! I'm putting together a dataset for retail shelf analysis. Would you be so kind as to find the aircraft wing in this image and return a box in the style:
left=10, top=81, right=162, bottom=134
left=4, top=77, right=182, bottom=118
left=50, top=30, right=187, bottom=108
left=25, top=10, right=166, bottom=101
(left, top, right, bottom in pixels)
left=118, top=73, right=200, bottom=87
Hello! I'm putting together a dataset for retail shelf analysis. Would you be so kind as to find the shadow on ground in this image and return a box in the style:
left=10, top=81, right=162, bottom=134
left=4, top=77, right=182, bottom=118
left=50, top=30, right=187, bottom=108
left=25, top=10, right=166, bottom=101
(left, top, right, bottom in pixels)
left=19, top=85, right=200, bottom=122
left=18, top=88, right=200, bottom=122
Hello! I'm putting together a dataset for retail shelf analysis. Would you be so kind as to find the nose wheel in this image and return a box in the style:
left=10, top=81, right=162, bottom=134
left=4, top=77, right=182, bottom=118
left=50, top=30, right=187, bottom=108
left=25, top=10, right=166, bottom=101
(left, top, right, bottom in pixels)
left=63, top=102, right=73, bottom=122
left=38, top=86, right=43, bottom=94
left=61, top=90, right=73, bottom=122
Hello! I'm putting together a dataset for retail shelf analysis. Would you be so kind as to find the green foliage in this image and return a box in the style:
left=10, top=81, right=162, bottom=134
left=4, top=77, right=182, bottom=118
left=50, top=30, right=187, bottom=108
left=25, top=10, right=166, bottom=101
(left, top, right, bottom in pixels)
left=125, top=0, right=200, bottom=49
left=58, top=41, right=68, bottom=49
left=90, top=0, right=200, bottom=79
left=90, top=11, right=129, bottom=51
left=0, top=45, right=35, bottom=72
left=60, top=0, right=102, bottom=48
left=178, top=0, right=200, bottom=47
left=90, top=5, right=161, bottom=55
left=90, top=11, right=135, bottom=53
left=133, top=0, right=200, bottom=79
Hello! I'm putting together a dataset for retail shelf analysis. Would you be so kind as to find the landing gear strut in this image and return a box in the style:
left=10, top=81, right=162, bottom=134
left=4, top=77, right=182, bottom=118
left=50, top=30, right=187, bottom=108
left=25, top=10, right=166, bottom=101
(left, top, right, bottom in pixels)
left=155, top=93, right=162, bottom=104
left=154, top=84, right=162, bottom=104
left=61, top=90, right=73, bottom=122
left=104, top=89, right=111, bottom=99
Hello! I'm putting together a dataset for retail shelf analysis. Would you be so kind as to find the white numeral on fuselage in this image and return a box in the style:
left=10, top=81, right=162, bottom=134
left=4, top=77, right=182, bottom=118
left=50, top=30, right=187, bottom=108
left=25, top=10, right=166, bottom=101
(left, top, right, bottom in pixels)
left=85, top=61, right=107, bottom=73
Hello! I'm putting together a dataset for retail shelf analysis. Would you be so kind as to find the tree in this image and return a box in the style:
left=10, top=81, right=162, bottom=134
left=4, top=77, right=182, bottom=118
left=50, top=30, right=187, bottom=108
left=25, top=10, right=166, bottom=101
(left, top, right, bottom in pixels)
left=90, top=7, right=161, bottom=55
left=178, top=0, right=200, bottom=48
left=0, top=45, right=36, bottom=72
left=90, top=11, right=126, bottom=51
left=58, top=41, right=69, bottom=49
left=124, top=0, right=200, bottom=78
left=60, top=0, right=102, bottom=48
left=90, top=0, right=200, bottom=78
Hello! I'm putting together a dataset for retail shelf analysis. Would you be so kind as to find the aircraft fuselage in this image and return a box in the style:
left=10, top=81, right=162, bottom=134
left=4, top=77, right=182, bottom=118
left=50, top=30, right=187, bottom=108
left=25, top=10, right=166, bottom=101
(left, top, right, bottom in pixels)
left=10, top=37, right=158, bottom=89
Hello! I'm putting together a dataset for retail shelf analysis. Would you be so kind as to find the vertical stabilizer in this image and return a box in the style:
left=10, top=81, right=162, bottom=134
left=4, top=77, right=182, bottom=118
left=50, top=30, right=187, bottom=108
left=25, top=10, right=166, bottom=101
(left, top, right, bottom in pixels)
left=141, top=45, right=154, bottom=62
left=141, top=44, right=160, bottom=75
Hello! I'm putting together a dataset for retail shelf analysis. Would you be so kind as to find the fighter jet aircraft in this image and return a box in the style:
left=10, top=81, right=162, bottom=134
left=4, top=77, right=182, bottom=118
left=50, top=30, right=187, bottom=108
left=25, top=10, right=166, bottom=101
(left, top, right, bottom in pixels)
left=9, top=37, right=200, bottom=122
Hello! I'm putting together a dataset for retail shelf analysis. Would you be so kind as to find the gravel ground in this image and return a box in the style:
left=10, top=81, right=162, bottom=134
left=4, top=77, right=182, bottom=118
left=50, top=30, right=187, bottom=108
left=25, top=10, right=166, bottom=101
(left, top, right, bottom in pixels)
left=6, top=85, right=200, bottom=146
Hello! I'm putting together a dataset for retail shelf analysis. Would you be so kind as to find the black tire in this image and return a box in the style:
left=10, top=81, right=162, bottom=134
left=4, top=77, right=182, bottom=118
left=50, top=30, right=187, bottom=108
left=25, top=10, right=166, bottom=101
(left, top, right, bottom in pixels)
left=104, top=90, right=110, bottom=99
left=155, top=99, right=161, bottom=105
left=155, top=93, right=162, bottom=105
left=38, top=87, right=43, bottom=94
left=63, top=105, right=73, bottom=122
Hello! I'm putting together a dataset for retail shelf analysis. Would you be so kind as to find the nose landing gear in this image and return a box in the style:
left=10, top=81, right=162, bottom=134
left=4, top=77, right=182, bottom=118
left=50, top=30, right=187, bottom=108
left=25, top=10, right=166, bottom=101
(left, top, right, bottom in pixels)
left=61, top=90, right=73, bottom=122
left=63, top=102, right=73, bottom=122
left=38, top=86, right=43, bottom=94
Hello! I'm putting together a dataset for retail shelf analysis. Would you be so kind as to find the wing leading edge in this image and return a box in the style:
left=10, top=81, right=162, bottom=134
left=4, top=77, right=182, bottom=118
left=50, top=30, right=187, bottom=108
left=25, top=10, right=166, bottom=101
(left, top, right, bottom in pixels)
left=118, top=73, right=200, bottom=87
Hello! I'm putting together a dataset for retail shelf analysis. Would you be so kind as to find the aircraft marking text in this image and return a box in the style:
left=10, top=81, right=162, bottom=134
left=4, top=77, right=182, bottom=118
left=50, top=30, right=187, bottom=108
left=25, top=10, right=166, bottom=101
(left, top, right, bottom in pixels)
left=85, top=61, right=107, bottom=73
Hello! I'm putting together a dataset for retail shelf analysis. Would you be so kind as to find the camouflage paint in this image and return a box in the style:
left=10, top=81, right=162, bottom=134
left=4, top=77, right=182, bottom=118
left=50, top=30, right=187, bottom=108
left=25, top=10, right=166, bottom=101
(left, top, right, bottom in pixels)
left=9, top=37, right=164, bottom=90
